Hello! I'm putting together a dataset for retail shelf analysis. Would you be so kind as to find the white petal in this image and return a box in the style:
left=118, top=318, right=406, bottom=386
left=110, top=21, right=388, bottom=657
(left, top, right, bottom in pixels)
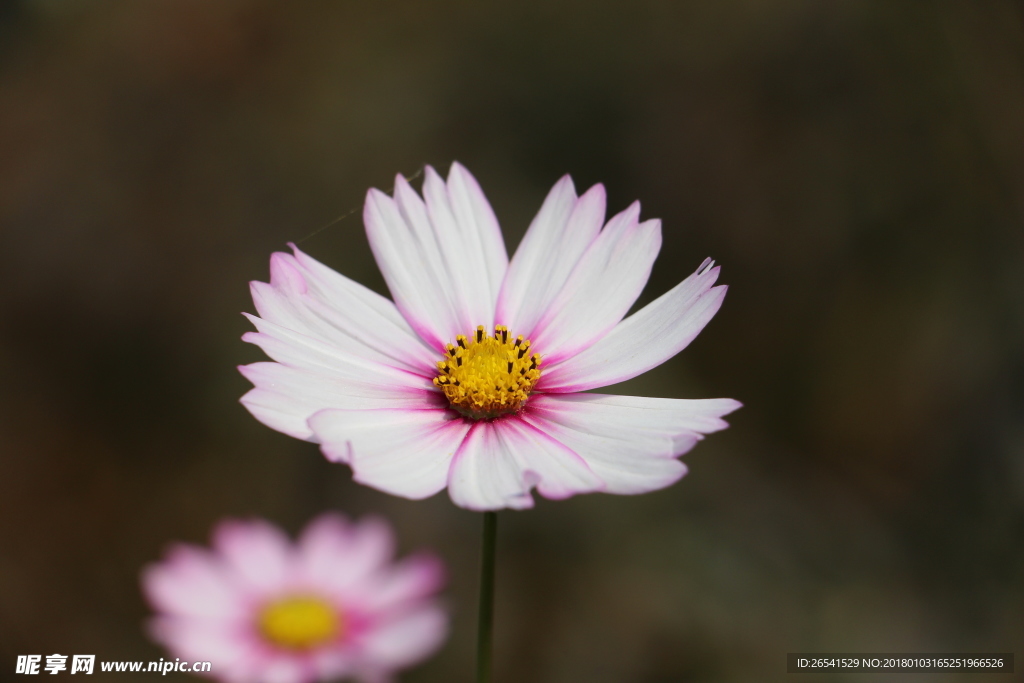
left=365, top=182, right=459, bottom=349
left=528, top=203, right=662, bottom=364
left=495, top=177, right=606, bottom=337
left=540, top=260, right=726, bottom=392
left=521, top=393, right=740, bottom=494
left=242, top=315, right=430, bottom=388
left=442, top=162, right=509, bottom=310
left=364, top=163, right=508, bottom=349
left=249, top=254, right=431, bottom=376
left=239, top=362, right=439, bottom=441
left=446, top=419, right=604, bottom=511
left=445, top=423, right=531, bottom=511
left=357, top=605, right=448, bottom=670
left=306, top=408, right=470, bottom=499
left=242, top=271, right=441, bottom=441
left=239, top=385, right=317, bottom=441
left=255, top=247, right=437, bottom=373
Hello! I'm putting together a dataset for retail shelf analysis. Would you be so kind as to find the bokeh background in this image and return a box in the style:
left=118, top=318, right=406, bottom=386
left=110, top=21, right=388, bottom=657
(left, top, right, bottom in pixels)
left=1, top=1, right=1022, bottom=681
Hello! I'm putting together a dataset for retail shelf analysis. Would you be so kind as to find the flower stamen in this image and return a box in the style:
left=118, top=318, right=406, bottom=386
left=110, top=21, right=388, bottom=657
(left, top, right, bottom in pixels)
left=259, top=595, right=341, bottom=650
left=433, top=325, right=541, bottom=419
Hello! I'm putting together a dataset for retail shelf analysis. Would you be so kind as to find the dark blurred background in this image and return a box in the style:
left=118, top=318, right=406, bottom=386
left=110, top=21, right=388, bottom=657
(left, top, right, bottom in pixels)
left=1, top=1, right=1022, bottom=681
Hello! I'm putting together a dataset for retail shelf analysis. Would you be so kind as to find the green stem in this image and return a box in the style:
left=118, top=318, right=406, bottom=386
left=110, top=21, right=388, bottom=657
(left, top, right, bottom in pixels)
left=476, top=511, right=497, bottom=683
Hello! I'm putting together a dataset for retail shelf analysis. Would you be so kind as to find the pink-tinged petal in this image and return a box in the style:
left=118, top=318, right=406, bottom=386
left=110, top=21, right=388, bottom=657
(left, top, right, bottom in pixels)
left=288, top=249, right=438, bottom=374
left=528, top=203, right=662, bottom=364
left=212, top=519, right=293, bottom=593
left=309, top=649, right=357, bottom=683
left=351, top=670, right=392, bottom=683
left=239, top=387, right=316, bottom=442
left=539, top=259, right=726, bottom=392
left=441, top=162, right=509, bottom=312
left=307, top=408, right=470, bottom=499
left=249, top=248, right=437, bottom=374
left=496, top=417, right=606, bottom=500
left=446, top=419, right=604, bottom=511
left=376, top=176, right=461, bottom=343
left=146, top=513, right=449, bottom=683
left=496, top=177, right=606, bottom=338
left=522, top=393, right=740, bottom=494
left=364, top=163, right=508, bottom=349
left=526, top=417, right=685, bottom=495
left=354, top=554, right=446, bottom=614
left=240, top=316, right=433, bottom=436
left=297, top=514, right=397, bottom=592
left=445, top=423, right=533, bottom=510
left=357, top=605, right=448, bottom=671
left=295, top=512, right=355, bottom=581
left=241, top=316, right=428, bottom=389
left=416, top=168, right=490, bottom=333
left=262, top=658, right=310, bottom=683
left=338, top=516, right=397, bottom=583
left=532, top=393, right=740, bottom=444
left=239, top=362, right=440, bottom=442
left=148, top=617, right=255, bottom=672
left=142, top=546, right=247, bottom=619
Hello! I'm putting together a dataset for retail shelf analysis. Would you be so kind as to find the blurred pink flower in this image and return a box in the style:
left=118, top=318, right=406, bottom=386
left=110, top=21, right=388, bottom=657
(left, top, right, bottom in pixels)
left=143, top=514, right=446, bottom=683
left=240, top=163, right=740, bottom=511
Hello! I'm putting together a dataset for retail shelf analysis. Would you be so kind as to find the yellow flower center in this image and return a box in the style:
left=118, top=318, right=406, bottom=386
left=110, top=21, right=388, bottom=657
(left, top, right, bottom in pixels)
left=258, top=596, right=341, bottom=650
left=433, top=325, right=542, bottom=419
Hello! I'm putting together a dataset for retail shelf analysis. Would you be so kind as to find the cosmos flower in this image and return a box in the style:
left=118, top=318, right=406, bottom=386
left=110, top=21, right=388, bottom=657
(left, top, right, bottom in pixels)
left=143, top=514, right=447, bottom=683
left=240, top=163, right=740, bottom=511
